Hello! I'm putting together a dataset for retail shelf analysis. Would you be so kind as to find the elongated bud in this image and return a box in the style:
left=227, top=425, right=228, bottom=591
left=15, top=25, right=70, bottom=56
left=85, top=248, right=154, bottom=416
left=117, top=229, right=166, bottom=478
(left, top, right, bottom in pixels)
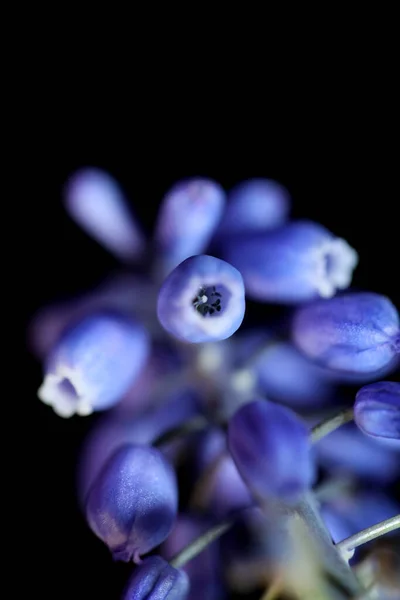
left=292, top=292, right=400, bottom=373
left=228, top=399, right=315, bottom=503
left=217, top=178, right=290, bottom=236
left=154, top=179, right=225, bottom=275
left=64, top=168, right=145, bottom=261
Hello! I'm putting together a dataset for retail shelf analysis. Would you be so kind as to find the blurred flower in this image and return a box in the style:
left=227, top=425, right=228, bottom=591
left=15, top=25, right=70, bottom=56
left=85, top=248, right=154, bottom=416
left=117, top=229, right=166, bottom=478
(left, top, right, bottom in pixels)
left=222, top=220, right=358, bottom=303
left=38, top=312, right=149, bottom=417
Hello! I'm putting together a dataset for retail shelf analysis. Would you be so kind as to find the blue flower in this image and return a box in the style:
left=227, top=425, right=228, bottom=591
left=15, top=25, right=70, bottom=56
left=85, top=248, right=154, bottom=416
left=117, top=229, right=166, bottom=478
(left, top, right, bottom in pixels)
left=122, top=556, right=189, bottom=600
left=85, top=445, right=178, bottom=562
left=157, top=255, right=246, bottom=343
left=154, top=179, right=225, bottom=275
left=216, top=178, right=290, bottom=235
left=354, top=381, right=400, bottom=440
left=292, top=292, right=400, bottom=373
left=228, top=399, right=315, bottom=503
left=64, top=168, right=145, bottom=262
left=221, top=220, right=358, bottom=303
left=37, top=312, right=150, bottom=417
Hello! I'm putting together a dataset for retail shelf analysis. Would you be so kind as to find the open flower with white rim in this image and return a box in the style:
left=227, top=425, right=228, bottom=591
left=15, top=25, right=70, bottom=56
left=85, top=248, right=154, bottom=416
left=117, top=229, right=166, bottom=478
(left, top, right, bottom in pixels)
left=221, top=220, right=358, bottom=303
left=157, top=255, right=246, bottom=343
left=37, top=312, right=149, bottom=417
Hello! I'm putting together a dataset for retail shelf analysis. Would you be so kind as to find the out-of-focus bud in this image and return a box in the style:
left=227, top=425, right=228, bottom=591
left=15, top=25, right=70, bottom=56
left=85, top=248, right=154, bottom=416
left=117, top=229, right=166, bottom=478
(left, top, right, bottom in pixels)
left=292, top=292, right=400, bottom=373
left=122, top=556, right=189, bottom=600
left=216, top=178, right=290, bottom=236
left=154, top=179, right=225, bottom=275
left=228, top=399, right=315, bottom=503
left=157, top=255, right=245, bottom=343
left=222, top=220, right=358, bottom=303
left=85, top=445, right=178, bottom=562
left=354, top=381, right=400, bottom=440
left=38, top=312, right=149, bottom=417
left=64, top=168, right=145, bottom=261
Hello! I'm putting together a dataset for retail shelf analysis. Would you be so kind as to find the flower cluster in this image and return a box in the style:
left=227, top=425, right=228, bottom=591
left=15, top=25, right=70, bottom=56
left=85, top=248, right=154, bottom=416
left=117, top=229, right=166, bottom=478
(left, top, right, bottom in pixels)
left=31, top=169, right=400, bottom=599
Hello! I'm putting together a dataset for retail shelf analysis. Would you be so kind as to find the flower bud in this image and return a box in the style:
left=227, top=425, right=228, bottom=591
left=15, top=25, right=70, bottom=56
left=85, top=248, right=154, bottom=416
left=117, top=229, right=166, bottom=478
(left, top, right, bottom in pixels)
left=123, top=556, right=189, bottom=600
left=354, top=381, right=400, bottom=440
left=292, top=292, right=400, bottom=373
left=85, top=445, right=178, bottom=562
left=228, top=399, right=315, bottom=503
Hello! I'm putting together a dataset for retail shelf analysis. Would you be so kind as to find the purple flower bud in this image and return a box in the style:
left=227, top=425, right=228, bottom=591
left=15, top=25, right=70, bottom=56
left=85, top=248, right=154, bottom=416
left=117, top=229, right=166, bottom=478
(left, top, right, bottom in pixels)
left=217, top=178, right=290, bottom=236
left=37, top=312, right=149, bottom=417
left=78, top=391, right=200, bottom=503
left=292, top=293, right=400, bottom=373
left=64, top=168, right=145, bottom=262
left=154, top=179, right=225, bottom=275
left=354, top=381, right=400, bottom=440
left=253, top=341, right=334, bottom=407
left=85, top=445, right=178, bottom=562
left=228, top=399, right=315, bottom=503
left=316, top=423, right=400, bottom=483
left=157, top=255, right=245, bottom=343
left=122, top=556, right=189, bottom=600
left=162, top=516, right=223, bottom=600
left=222, top=220, right=358, bottom=303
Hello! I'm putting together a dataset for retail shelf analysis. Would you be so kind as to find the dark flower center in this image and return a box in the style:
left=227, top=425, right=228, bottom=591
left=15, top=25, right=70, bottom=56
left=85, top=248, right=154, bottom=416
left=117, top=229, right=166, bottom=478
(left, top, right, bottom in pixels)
left=193, top=286, right=223, bottom=316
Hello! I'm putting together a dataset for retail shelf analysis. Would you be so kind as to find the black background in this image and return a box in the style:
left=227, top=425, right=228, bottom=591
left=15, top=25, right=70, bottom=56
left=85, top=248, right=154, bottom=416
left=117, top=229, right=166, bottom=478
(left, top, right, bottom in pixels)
left=22, top=103, right=399, bottom=599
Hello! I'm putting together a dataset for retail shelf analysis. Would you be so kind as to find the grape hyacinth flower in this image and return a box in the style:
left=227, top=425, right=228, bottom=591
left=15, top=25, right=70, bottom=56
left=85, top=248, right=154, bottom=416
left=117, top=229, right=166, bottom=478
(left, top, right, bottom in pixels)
left=292, top=292, right=400, bottom=373
left=37, top=312, right=150, bottom=417
left=154, top=178, right=225, bottom=275
left=222, top=220, right=358, bottom=303
left=216, top=178, right=290, bottom=236
left=122, top=556, right=189, bottom=600
left=65, top=168, right=146, bottom=262
left=354, top=381, right=400, bottom=440
left=85, top=445, right=178, bottom=562
left=157, top=255, right=245, bottom=343
left=228, top=399, right=315, bottom=503
left=33, top=168, right=400, bottom=599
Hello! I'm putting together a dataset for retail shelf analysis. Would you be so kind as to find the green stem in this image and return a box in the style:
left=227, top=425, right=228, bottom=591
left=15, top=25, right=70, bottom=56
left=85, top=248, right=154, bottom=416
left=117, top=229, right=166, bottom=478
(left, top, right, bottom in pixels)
left=311, top=408, right=354, bottom=443
left=170, top=518, right=234, bottom=569
left=336, top=514, right=400, bottom=554
left=153, top=415, right=209, bottom=448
